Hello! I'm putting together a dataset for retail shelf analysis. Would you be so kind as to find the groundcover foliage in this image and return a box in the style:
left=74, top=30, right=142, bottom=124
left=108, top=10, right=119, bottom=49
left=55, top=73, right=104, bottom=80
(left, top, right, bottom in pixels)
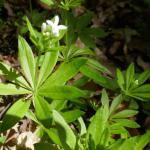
left=0, top=0, right=150, bottom=149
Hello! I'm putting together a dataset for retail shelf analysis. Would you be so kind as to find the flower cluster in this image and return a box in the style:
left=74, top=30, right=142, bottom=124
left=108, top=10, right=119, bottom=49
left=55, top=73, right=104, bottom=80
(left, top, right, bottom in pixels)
left=41, top=15, right=67, bottom=37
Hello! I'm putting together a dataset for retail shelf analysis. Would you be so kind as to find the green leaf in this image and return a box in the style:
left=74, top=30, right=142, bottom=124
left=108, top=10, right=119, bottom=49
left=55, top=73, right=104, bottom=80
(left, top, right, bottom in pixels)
left=130, top=84, right=150, bottom=99
left=76, top=11, right=93, bottom=30
left=18, top=36, right=35, bottom=88
left=116, top=68, right=125, bottom=90
left=131, top=84, right=150, bottom=93
left=60, top=0, right=82, bottom=9
left=0, top=61, right=19, bottom=78
left=0, top=83, right=31, bottom=95
left=80, top=65, right=117, bottom=90
left=61, top=109, right=84, bottom=123
left=26, top=110, right=41, bottom=125
left=68, top=46, right=94, bottom=59
left=125, top=63, right=135, bottom=90
left=26, top=110, right=61, bottom=145
left=34, top=143, right=56, bottom=150
left=79, top=31, right=96, bottom=48
left=78, top=117, right=86, bottom=136
left=109, top=94, right=122, bottom=115
left=39, top=85, right=90, bottom=101
left=113, top=119, right=140, bottom=128
left=112, top=110, right=138, bottom=118
left=74, top=47, right=94, bottom=56
left=110, top=124, right=129, bottom=137
left=101, top=89, right=109, bottom=108
left=83, top=27, right=108, bottom=38
left=0, top=62, right=30, bottom=89
left=131, top=93, right=150, bottom=99
left=41, top=58, right=87, bottom=88
left=34, top=95, right=52, bottom=127
left=53, top=110, right=76, bottom=150
left=26, top=17, right=37, bottom=39
left=15, top=76, right=31, bottom=90
left=49, top=100, right=67, bottom=111
left=86, top=58, right=111, bottom=74
left=137, top=69, right=150, bottom=85
left=99, top=128, right=110, bottom=146
left=87, top=106, right=109, bottom=148
left=40, top=0, right=54, bottom=6
left=134, top=131, right=150, bottom=150
left=45, top=46, right=66, bottom=52
left=0, top=99, right=31, bottom=132
left=108, top=139, right=124, bottom=150
left=37, top=51, right=59, bottom=86
left=118, top=137, right=137, bottom=150
left=73, top=76, right=89, bottom=87
left=45, top=128, right=61, bottom=145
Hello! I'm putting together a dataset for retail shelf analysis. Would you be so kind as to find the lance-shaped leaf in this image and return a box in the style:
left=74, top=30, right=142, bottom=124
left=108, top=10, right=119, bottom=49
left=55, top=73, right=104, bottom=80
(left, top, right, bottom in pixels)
left=26, top=110, right=61, bottom=145
left=112, top=110, right=138, bottom=119
left=125, top=63, right=135, bottom=90
left=107, top=139, right=124, bottom=150
left=0, top=62, right=30, bottom=89
left=34, top=95, right=52, bottom=128
left=34, top=143, right=56, bottom=150
left=117, top=68, right=125, bottom=90
left=41, top=58, right=87, bottom=88
left=78, top=117, right=86, bottom=136
left=86, top=58, right=111, bottom=74
left=61, top=109, right=84, bottom=123
left=0, top=99, right=31, bottom=132
left=53, top=110, right=76, bottom=150
left=26, top=17, right=37, bottom=39
left=87, top=106, right=109, bottom=149
left=113, top=119, right=140, bottom=128
left=136, top=69, right=150, bottom=85
left=18, top=36, right=35, bottom=88
left=134, top=131, right=150, bottom=150
left=37, top=51, right=59, bottom=86
left=0, top=83, right=31, bottom=95
left=115, top=137, right=137, bottom=150
left=130, top=84, right=150, bottom=99
left=80, top=65, right=117, bottom=90
left=109, top=94, right=122, bottom=115
left=101, top=89, right=109, bottom=108
left=39, top=85, right=90, bottom=101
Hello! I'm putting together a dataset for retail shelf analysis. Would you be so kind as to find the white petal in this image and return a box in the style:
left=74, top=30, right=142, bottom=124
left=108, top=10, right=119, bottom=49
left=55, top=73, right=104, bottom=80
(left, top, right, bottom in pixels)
left=58, top=25, right=67, bottom=30
left=53, top=27, right=59, bottom=36
left=46, top=20, right=54, bottom=27
left=54, top=15, right=59, bottom=26
left=41, top=23, right=46, bottom=31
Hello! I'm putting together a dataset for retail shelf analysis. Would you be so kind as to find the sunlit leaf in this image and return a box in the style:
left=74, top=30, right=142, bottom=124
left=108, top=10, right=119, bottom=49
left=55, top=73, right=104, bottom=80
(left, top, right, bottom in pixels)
left=53, top=110, right=76, bottom=150
left=0, top=99, right=31, bottom=132
left=18, top=36, right=35, bottom=88
left=0, top=83, right=31, bottom=95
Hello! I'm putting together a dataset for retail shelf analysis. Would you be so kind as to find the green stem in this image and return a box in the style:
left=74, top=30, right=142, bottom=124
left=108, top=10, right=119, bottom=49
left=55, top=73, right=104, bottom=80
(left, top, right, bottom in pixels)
left=65, top=14, right=68, bottom=46
left=29, top=0, right=33, bottom=19
left=34, top=51, right=41, bottom=91
left=63, top=10, right=70, bottom=61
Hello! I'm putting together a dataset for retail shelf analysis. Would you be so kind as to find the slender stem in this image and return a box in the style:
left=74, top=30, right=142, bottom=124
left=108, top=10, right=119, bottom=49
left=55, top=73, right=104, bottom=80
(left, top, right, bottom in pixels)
left=29, top=0, right=33, bottom=19
left=34, top=50, right=41, bottom=91
left=65, top=11, right=69, bottom=47
left=62, top=10, right=70, bottom=61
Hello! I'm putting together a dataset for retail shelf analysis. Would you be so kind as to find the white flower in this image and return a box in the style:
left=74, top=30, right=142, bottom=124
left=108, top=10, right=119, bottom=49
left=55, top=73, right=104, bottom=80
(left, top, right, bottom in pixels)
left=45, top=15, right=67, bottom=37
left=41, top=22, right=47, bottom=32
